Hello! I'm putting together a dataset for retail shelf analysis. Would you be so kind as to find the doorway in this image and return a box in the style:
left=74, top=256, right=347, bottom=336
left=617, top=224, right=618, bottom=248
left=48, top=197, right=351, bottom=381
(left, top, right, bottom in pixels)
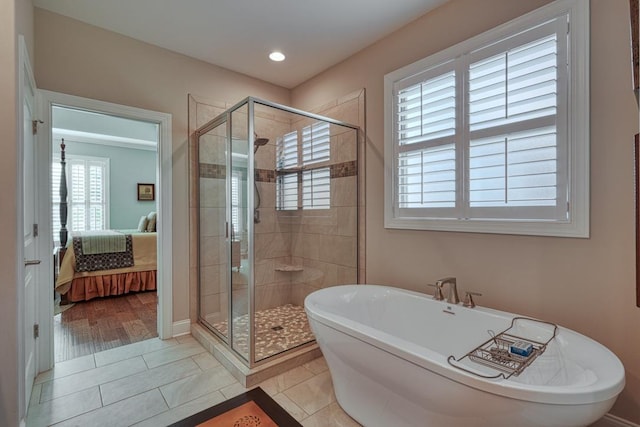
left=52, top=105, right=160, bottom=361
left=36, top=91, right=173, bottom=372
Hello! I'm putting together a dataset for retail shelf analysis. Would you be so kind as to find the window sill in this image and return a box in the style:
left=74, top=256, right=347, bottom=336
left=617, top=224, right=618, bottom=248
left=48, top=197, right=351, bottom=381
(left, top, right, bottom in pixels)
left=384, top=217, right=589, bottom=238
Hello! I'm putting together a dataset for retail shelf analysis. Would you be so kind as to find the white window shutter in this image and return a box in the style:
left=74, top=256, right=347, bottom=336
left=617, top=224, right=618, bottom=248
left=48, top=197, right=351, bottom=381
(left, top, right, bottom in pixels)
left=53, top=155, right=109, bottom=234
left=384, top=0, right=588, bottom=236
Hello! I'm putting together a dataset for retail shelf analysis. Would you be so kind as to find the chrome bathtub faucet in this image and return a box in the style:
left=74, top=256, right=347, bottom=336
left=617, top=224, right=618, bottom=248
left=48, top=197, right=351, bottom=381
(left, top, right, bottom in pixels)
left=436, top=277, right=460, bottom=304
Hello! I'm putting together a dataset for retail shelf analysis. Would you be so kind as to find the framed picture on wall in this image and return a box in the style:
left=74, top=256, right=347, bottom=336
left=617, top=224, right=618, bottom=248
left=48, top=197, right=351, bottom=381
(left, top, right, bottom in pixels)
left=137, top=183, right=155, bottom=201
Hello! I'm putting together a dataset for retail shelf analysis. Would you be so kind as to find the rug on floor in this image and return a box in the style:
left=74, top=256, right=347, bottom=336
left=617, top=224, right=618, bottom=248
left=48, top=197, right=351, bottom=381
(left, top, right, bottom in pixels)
left=168, top=387, right=301, bottom=427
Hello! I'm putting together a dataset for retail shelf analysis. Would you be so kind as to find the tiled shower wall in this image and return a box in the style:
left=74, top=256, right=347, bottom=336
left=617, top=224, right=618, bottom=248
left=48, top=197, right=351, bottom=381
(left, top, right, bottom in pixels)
left=286, top=113, right=360, bottom=306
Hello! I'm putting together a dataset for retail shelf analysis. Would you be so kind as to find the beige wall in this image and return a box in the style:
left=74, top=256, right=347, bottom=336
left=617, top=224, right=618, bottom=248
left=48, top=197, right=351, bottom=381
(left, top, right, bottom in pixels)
left=292, top=0, right=640, bottom=422
left=1, top=0, right=19, bottom=424
left=34, top=8, right=290, bottom=322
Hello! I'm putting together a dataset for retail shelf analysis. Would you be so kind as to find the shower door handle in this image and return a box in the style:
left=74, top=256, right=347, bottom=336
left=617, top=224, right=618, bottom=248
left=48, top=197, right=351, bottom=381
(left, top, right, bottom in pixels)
left=225, top=222, right=229, bottom=239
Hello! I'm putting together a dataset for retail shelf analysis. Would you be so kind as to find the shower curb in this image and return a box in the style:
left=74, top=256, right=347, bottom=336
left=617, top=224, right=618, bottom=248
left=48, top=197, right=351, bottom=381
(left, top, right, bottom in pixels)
left=191, top=322, right=321, bottom=387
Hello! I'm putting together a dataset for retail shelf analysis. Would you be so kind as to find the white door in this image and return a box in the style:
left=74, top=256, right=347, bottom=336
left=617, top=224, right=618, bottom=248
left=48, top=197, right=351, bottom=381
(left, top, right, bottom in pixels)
left=20, top=36, right=39, bottom=410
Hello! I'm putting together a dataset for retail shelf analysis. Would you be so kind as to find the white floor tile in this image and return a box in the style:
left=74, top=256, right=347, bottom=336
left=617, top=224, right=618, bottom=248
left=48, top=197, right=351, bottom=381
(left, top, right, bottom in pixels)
left=303, top=357, right=329, bottom=375
left=40, top=357, right=148, bottom=402
left=31, top=333, right=347, bottom=427
left=191, top=351, right=220, bottom=371
left=100, top=357, right=202, bottom=405
left=52, top=389, right=168, bottom=427
left=94, top=337, right=179, bottom=367
left=258, top=366, right=315, bottom=396
left=132, top=391, right=226, bottom=427
left=284, top=371, right=335, bottom=415
left=219, top=382, right=250, bottom=400
left=301, top=402, right=362, bottom=427
left=143, top=340, right=207, bottom=369
left=272, top=393, right=308, bottom=421
left=35, top=354, right=96, bottom=384
left=159, top=365, right=237, bottom=408
left=27, top=387, right=102, bottom=427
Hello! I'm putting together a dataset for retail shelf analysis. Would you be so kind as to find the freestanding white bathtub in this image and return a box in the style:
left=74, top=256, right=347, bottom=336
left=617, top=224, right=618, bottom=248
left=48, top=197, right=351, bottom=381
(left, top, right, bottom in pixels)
left=304, top=285, right=625, bottom=427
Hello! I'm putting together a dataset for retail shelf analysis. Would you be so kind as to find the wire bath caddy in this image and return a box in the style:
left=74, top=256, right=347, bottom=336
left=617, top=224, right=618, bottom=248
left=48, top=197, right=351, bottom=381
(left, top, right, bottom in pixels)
left=447, top=316, right=559, bottom=380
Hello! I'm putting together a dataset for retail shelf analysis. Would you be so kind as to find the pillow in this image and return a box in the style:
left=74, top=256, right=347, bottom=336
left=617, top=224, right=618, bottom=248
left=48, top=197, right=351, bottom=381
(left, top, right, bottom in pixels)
left=137, top=215, right=148, bottom=232
left=146, top=211, right=157, bottom=232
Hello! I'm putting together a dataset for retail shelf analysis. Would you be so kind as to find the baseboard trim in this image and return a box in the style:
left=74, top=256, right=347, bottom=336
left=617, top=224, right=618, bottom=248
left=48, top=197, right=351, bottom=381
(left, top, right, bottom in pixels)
left=596, top=413, right=640, bottom=427
left=172, top=319, right=192, bottom=337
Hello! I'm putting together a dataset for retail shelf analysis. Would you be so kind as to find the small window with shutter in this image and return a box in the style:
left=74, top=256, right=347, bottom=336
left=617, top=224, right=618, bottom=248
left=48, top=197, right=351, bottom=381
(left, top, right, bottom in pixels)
left=52, top=154, right=110, bottom=243
left=276, top=122, right=331, bottom=210
left=384, top=0, right=589, bottom=237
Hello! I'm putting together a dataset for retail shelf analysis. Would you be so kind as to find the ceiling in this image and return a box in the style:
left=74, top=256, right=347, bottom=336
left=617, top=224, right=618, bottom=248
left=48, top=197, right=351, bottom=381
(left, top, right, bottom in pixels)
left=52, top=106, right=159, bottom=151
left=33, top=0, right=448, bottom=88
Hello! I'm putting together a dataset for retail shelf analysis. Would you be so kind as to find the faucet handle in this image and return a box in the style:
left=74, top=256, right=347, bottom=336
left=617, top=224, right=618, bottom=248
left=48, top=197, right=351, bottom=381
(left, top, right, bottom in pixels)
left=463, top=291, right=482, bottom=308
left=427, top=283, right=444, bottom=301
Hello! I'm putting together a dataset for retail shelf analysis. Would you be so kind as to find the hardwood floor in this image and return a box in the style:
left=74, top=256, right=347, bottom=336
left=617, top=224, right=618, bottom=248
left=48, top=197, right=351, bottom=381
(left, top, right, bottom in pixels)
left=54, top=291, right=158, bottom=363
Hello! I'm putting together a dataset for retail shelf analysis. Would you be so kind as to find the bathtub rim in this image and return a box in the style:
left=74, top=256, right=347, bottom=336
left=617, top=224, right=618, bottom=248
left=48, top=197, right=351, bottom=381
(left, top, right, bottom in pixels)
left=305, top=284, right=626, bottom=406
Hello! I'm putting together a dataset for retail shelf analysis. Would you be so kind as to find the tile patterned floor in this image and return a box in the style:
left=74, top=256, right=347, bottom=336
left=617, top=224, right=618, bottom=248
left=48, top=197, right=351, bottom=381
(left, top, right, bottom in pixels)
left=27, top=335, right=362, bottom=427
left=212, top=304, right=315, bottom=360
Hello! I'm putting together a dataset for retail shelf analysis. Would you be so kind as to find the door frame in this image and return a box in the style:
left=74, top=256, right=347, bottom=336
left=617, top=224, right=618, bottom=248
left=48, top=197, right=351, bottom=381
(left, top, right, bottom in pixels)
left=36, top=91, right=173, bottom=373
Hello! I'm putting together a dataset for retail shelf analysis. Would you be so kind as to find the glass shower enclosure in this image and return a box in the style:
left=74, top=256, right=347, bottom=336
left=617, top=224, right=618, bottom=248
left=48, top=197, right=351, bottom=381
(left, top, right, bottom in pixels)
left=195, top=97, right=359, bottom=367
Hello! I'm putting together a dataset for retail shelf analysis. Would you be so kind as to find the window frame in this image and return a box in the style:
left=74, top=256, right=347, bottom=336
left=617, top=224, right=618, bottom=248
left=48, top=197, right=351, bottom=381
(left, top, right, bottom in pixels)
left=384, top=0, right=589, bottom=237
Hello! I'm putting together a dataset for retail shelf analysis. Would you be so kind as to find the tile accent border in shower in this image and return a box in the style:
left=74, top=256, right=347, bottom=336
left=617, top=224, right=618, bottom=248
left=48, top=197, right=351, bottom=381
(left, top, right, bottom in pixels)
left=201, top=161, right=356, bottom=182
left=200, top=163, right=226, bottom=179
left=330, top=160, right=357, bottom=178
left=256, top=169, right=276, bottom=183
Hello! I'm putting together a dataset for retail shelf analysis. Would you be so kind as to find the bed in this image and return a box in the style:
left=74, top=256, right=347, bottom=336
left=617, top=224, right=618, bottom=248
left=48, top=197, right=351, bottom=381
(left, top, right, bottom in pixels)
left=55, top=230, right=157, bottom=302
left=54, top=139, right=157, bottom=302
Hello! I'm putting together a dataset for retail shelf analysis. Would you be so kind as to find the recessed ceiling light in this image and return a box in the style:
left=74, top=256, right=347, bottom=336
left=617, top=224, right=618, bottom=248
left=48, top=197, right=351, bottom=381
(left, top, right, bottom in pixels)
left=269, top=51, right=286, bottom=62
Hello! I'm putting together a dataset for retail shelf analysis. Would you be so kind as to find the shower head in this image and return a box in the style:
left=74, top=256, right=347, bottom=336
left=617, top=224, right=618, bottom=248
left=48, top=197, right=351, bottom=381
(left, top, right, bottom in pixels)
left=253, top=134, right=269, bottom=153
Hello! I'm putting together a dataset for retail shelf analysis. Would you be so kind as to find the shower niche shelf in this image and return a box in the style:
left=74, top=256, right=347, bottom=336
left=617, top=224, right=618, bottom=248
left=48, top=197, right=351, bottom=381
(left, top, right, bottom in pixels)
left=275, top=265, right=303, bottom=272
left=447, top=317, right=558, bottom=380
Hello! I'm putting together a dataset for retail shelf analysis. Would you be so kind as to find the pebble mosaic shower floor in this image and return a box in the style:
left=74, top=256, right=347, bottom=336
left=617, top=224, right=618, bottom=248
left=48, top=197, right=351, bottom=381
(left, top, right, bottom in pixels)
left=212, top=304, right=315, bottom=360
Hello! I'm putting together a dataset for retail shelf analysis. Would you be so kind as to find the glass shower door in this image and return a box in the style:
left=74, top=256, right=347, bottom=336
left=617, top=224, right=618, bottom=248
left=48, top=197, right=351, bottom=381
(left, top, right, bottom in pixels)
left=198, top=119, right=230, bottom=339
left=229, top=105, right=251, bottom=361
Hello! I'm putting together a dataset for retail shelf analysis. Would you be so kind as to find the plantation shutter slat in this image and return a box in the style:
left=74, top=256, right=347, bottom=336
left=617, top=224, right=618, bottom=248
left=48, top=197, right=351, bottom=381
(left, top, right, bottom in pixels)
left=231, top=172, right=241, bottom=235
left=54, top=155, right=109, bottom=235
left=397, top=70, right=456, bottom=146
left=302, top=122, right=330, bottom=164
left=277, top=131, right=298, bottom=170
left=277, top=174, right=298, bottom=210
left=398, top=145, right=456, bottom=208
left=468, top=33, right=558, bottom=132
left=51, top=162, right=62, bottom=243
left=302, top=168, right=330, bottom=209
